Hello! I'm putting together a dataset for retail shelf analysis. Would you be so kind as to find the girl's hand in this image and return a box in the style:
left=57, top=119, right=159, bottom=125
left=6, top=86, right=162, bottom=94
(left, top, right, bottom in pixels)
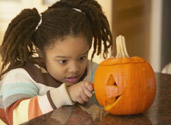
left=68, top=81, right=94, bottom=104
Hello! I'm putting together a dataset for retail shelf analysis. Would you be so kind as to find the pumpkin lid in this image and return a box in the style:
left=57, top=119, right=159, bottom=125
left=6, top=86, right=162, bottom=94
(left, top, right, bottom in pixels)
left=99, top=57, right=146, bottom=66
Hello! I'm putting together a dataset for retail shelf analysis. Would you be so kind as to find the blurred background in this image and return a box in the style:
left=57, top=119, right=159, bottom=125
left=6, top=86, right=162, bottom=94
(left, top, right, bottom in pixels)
left=0, top=0, right=170, bottom=72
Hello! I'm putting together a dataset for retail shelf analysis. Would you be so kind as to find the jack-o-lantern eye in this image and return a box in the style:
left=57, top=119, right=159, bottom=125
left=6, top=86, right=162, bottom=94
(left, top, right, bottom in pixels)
left=105, top=74, right=121, bottom=104
left=106, top=74, right=116, bottom=86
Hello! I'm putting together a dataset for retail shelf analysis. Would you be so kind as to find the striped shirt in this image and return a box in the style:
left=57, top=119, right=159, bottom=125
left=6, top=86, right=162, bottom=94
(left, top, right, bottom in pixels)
left=0, top=60, right=97, bottom=125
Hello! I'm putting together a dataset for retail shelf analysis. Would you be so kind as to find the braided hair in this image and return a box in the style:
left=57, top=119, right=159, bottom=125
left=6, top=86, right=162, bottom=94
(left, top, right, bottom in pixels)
left=0, top=0, right=113, bottom=78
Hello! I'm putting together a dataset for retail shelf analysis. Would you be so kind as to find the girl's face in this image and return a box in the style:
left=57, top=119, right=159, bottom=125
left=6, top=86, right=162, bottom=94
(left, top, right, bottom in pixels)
left=44, top=35, right=90, bottom=86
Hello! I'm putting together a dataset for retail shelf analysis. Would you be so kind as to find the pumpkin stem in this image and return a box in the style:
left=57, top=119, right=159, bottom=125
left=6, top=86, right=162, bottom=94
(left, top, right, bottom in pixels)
left=116, top=35, right=130, bottom=58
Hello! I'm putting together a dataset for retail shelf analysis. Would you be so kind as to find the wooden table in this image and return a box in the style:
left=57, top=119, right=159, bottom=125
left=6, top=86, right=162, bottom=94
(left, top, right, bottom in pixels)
left=23, top=73, right=171, bottom=125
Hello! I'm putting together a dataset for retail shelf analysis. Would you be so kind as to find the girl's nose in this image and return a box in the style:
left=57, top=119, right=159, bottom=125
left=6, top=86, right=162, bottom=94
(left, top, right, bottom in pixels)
left=68, top=62, right=79, bottom=73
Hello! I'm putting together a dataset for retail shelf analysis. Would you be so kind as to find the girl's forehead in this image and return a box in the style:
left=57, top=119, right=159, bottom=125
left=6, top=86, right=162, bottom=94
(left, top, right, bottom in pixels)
left=48, top=35, right=89, bottom=48
left=44, top=35, right=90, bottom=56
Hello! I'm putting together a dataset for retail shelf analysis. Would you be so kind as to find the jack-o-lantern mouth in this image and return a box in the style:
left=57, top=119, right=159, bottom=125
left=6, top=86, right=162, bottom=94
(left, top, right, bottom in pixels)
left=105, top=95, right=122, bottom=111
left=115, top=95, right=121, bottom=102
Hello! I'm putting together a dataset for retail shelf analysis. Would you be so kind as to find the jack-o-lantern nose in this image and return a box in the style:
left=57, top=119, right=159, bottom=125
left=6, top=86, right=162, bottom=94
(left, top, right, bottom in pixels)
left=105, top=74, right=121, bottom=104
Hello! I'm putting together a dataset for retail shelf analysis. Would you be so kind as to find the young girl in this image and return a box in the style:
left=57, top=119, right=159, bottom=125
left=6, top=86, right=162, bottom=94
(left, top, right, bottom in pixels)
left=0, top=0, right=113, bottom=124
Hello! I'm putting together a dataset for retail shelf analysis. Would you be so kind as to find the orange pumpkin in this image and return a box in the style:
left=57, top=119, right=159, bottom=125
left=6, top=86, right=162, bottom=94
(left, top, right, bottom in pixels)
left=94, top=35, right=156, bottom=115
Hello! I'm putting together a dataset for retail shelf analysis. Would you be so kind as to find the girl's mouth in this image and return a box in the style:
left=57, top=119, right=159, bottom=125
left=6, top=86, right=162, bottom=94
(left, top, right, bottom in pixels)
left=66, top=76, right=79, bottom=83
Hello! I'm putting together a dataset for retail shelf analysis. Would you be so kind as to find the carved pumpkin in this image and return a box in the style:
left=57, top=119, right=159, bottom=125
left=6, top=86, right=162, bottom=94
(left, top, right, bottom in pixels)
left=94, top=35, right=156, bottom=115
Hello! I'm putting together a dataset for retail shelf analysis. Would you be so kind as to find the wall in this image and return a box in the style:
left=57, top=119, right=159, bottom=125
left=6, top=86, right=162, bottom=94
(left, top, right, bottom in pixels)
left=112, top=0, right=165, bottom=72
left=112, top=0, right=152, bottom=64
left=161, top=0, right=171, bottom=69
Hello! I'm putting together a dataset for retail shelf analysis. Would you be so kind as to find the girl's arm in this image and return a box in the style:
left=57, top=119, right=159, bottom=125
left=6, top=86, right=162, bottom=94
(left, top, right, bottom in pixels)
left=1, top=69, right=73, bottom=125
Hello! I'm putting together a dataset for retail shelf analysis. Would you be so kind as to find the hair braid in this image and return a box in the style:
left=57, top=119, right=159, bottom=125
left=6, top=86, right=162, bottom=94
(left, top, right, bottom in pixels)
left=79, top=0, right=113, bottom=59
left=0, top=8, right=40, bottom=77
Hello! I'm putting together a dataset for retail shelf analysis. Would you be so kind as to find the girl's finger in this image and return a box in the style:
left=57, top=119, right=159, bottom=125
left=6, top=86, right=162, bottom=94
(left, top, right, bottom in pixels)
left=85, top=82, right=93, bottom=91
left=84, top=88, right=92, bottom=98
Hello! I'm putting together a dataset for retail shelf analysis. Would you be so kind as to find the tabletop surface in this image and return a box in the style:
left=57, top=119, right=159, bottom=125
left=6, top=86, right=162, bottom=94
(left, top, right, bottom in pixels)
left=23, top=73, right=171, bottom=125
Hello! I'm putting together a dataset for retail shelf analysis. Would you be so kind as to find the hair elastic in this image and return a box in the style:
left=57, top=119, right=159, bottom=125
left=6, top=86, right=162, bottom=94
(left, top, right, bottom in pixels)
left=35, top=13, right=42, bottom=30
left=72, top=8, right=83, bottom=13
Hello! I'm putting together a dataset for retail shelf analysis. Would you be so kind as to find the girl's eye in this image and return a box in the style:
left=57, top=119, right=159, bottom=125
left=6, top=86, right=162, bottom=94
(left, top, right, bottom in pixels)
left=59, top=60, right=67, bottom=64
left=79, top=56, right=87, bottom=61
